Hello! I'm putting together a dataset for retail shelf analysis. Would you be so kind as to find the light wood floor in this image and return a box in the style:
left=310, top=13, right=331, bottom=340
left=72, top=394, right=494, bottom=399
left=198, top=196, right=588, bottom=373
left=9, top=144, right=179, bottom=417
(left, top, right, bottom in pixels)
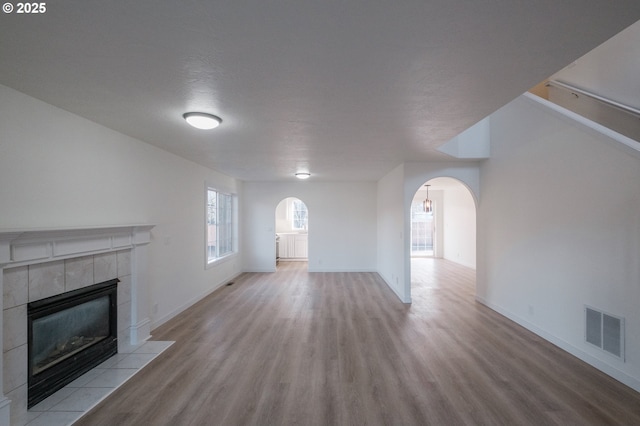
left=76, top=259, right=640, bottom=425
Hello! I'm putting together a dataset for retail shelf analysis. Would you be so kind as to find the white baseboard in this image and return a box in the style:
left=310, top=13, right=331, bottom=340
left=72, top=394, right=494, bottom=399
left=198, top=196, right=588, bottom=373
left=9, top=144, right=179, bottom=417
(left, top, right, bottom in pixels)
left=307, top=267, right=377, bottom=273
left=378, top=272, right=411, bottom=304
left=0, top=397, right=10, bottom=426
left=150, top=272, right=241, bottom=331
left=130, top=318, right=151, bottom=345
left=476, top=295, right=640, bottom=393
left=243, top=267, right=277, bottom=273
left=442, top=256, right=476, bottom=270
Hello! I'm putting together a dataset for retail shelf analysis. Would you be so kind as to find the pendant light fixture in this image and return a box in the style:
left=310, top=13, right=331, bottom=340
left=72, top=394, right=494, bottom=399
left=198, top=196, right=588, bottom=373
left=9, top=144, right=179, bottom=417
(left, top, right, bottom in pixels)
left=423, top=184, right=433, bottom=213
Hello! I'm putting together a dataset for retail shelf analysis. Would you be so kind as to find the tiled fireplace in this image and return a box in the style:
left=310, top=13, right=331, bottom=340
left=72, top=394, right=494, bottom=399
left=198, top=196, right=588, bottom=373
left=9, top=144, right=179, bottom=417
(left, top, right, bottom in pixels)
left=0, top=226, right=154, bottom=426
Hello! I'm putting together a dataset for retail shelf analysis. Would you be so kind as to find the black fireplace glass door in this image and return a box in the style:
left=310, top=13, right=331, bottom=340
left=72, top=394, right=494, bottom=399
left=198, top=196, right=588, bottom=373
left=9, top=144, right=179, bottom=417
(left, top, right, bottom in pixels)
left=31, top=295, right=110, bottom=375
left=28, top=278, right=118, bottom=408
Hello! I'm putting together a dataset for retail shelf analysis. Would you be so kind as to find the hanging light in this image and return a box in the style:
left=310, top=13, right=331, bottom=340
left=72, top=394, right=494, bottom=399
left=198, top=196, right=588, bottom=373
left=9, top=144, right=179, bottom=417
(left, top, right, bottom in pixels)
left=423, top=184, right=433, bottom=213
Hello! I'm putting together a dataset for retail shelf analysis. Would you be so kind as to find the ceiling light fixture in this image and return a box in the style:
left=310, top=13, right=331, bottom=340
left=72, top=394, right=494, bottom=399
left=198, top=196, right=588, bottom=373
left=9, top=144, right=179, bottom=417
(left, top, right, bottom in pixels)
left=423, top=184, right=433, bottom=213
left=295, top=172, right=311, bottom=180
left=183, top=112, right=222, bottom=130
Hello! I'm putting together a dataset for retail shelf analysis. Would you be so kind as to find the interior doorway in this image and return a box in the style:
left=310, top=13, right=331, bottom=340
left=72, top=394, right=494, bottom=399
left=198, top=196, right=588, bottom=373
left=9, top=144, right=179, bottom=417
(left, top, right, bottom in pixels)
left=409, top=177, right=477, bottom=301
left=275, top=197, right=309, bottom=269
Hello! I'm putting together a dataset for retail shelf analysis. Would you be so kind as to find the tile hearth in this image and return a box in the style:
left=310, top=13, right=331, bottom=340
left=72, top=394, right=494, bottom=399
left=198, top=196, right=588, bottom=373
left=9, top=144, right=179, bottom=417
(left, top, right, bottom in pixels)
left=26, top=340, right=173, bottom=426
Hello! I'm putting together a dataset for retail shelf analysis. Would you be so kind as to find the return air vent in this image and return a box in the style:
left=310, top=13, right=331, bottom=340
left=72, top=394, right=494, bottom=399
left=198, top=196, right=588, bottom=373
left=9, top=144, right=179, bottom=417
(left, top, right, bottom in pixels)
left=585, top=306, right=625, bottom=360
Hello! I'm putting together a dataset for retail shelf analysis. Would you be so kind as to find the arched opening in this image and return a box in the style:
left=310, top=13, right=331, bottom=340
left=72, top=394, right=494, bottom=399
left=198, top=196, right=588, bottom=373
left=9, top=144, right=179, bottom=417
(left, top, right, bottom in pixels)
left=275, top=197, right=309, bottom=270
left=409, top=177, right=477, bottom=303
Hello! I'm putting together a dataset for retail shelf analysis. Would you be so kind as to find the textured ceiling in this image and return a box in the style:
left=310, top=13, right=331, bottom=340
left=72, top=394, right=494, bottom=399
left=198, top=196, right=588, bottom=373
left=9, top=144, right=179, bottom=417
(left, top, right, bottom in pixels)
left=1, top=1, right=639, bottom=181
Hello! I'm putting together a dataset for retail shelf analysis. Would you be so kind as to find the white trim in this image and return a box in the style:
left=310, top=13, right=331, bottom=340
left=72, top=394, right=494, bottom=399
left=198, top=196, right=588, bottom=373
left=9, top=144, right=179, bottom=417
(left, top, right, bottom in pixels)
left=150, top=272, right=241, bottom=331
left=244, top=267, right=277, bottom=273
left=0, top=225, right=154, bottom=267
left=205, top=181, right=236, bottom=197
left=307, top=267, right=377, bottom=273
left=0, top=397, right=10, bottom=426
left=442, top=256, right=476, bottom=270
left=205, top=185, right=238, bottom=268
left=129, top=318, right=152, bottom=346
left=206, top=251, right=239, bottom=269
left=378, top=272, right=411, bottom=304
left=476, top=295, right=640, bottom=393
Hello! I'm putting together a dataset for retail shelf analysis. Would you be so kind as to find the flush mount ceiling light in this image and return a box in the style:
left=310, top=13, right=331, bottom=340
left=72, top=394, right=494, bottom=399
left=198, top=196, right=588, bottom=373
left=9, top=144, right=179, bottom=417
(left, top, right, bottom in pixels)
left=183, top=112, right=222, bottom=130
left=295, top=172, right=311, bottom=180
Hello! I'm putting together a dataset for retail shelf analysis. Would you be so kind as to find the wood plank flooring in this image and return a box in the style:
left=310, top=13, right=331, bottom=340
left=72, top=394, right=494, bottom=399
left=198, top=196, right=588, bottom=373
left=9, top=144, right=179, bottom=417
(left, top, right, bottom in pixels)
left=75, top=259, right=640, bottom=425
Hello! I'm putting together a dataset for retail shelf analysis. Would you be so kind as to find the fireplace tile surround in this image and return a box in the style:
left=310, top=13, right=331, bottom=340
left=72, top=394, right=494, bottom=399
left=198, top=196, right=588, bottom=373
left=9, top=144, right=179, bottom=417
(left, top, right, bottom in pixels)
left=0, top=226, right=156, bottom=426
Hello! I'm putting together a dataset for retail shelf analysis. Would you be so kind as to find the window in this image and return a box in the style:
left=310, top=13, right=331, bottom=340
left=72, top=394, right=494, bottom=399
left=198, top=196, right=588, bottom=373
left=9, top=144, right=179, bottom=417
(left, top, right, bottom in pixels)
left=410, top=200, right=434, bottom=256
left=291, top=199, right=308, bottom=230
left=207, top=188, right=234, bottom=263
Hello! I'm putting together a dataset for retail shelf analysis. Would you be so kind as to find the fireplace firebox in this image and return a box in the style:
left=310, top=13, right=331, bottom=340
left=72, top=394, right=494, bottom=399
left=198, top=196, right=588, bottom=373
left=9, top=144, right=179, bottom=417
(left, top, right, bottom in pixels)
left=27, top=279, right=119, bottom=408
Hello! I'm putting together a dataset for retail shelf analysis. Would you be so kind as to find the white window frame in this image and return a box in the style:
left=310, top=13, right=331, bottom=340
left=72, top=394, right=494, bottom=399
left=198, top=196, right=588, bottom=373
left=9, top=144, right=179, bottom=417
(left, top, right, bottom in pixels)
left=206, top=186, right=237, bottom=267
left=291, top=199, right=308, bottom=230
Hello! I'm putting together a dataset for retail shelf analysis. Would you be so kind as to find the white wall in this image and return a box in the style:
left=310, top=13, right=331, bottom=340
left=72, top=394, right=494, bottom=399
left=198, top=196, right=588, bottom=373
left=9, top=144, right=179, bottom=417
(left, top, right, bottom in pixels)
left=0, top=85, right=243, bottom=331
left=478, top=95, right=640, bottom=391
left=442, top=186, right=476, bottom=268
left=242, top=181, right=377, bottom=272
left=377, top=164, right=407, bottom=301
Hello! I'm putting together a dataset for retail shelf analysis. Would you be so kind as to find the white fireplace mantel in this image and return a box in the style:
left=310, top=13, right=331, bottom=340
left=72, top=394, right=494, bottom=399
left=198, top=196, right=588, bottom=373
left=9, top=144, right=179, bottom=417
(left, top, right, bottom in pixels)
left=0, top=225, right=155, bottom=425
left=0, top=225, right=154, bottom=267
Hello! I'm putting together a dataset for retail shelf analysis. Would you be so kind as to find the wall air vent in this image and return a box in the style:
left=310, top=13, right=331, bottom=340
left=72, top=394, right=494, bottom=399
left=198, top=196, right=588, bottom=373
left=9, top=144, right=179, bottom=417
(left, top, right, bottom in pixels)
left=585, top=306, right=625, bottom=360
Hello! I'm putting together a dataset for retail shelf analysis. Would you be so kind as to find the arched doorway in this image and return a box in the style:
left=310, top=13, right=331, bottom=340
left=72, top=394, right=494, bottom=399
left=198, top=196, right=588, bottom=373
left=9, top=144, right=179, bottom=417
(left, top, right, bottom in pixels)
left=275, top=197, right=309, bottom=269
left=409, top=177, right=476, bottom=301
